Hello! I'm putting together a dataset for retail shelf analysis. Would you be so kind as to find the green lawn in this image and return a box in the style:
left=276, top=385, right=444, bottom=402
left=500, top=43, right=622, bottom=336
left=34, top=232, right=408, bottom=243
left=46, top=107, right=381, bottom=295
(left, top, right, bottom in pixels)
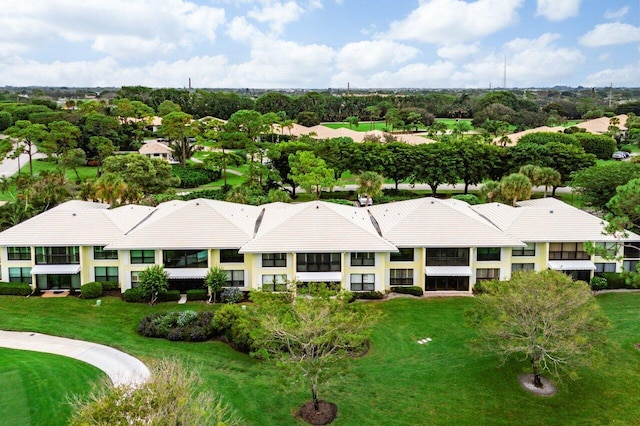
left=0, top=348, right=106, bottom=426
left=322, top=121, right=391, bottom=132
left=0, top=293, right=638, bottom=425
left=20, top=158, right=98, bottom=181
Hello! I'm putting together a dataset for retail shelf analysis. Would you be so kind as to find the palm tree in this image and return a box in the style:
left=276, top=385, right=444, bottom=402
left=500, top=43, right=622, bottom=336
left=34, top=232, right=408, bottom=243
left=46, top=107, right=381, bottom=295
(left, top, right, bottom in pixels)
left=499, top=173, right=532, bottom=206
left=356, top=171, right=384, bottom=207
left=94, top=173, right=128, bottom=206
left=536, top=167, right=561, bottom=198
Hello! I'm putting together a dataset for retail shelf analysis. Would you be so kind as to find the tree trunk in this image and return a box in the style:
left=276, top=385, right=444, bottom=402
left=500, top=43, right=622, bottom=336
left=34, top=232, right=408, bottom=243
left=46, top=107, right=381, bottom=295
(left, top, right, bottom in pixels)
left=311, top=380, right=320, bottom=412
left=552, top=185, right=558, bottom=197
left=430, top=184, right=438, bottom=196
left=464, top=181, right=469, bottom=194
left=531, top=357, right=543, bottom=388
left=543, top=185, right=548, bottom=198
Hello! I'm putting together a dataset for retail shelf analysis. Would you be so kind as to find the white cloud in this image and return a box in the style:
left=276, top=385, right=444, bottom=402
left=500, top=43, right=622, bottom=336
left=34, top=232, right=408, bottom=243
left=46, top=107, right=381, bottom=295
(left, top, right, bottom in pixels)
left=335, top=40, right=419, bottom=72
left=226, top=16, right=264, bottom=42
left=583, top=61, right=640, bottom=87
left=536, top=0, right=580, bottom=21
left=604, top=7, right=628, bottom=20
left=437, top=43, right=480, bottom=60
left=330, top=61, right=457, bottom=88
left=579, top=23, right=640, bottom=47
left=0, top=0, right=226, bottom=59
left=247, top=1, right=305, bottom=34
left=385, top=0, right=524, bottom=44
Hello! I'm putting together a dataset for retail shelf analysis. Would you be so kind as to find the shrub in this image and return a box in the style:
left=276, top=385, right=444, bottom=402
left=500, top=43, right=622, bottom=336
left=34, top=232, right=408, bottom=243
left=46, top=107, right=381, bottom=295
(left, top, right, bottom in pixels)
left=590, top=276, right=608, bottom=291
left=172, top=165, right=220, bottom=188
left=390, top=286, right=424, bottom=297
left=157, top=290, right=181, bottom=302
left=100, top=281, right=120, bottom=291
left=0, top=282, right=32, bottom=296
left=138, top=310, right=214, bottom=342
left=123, top=287, right=146, bottom=303
left=80, top=282, right=102, bottom=299
left=179, top=189, right=225, bottom=201
left=574, top=133, right=617, bottom=160
left=211, top=304, right=256, bottom=353
left=451, top=194, right=481, bottom=205
left=186, top=289, right=208, bottom=301
left=221, top=287, right=243, bottom=303
left=352, top=291, right=385, bottom=300
left=598, top=272, right=630, bottom=289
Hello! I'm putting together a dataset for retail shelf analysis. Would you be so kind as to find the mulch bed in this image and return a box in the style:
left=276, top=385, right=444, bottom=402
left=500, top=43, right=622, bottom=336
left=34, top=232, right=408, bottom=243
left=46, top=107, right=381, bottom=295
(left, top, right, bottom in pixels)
left=297, top=400, right=337, bottom=425
left=518, top=374, right=557, bottom=396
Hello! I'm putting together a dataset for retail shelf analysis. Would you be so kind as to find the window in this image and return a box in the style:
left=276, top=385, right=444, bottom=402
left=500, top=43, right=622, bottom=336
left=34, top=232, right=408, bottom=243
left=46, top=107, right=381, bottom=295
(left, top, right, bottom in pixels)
left=624, top=243, right=640, bottom=258
left=225, top=270, right=244, bottom=287
left=95, top=266, right=118, bottom=282
left=476, top=268, right=500, bottom=281
left=94, top=246, right=118, bottom=260
left=426, top=248, right=469, bottom=266
left=623, top=260, right=638, bottom=273
left=350, top=274, right=375, bottom=291
left=35, top=246, right=79, bottom=264
left=130, top=271, right=141, bottom=288
left=549, top=242, right=589, bottom=260
left=512, top=263, right=535, bottom=273
left=261, top=274, right=287, bottom=292
left=595, top=242, right=618, bottom=257
left=296, top=253, right=341, bottom=272
left=9, top=267, right=31, bottom=284
left=351, top=252, right=375, bottom=267
left=390, top=248, right=414, bottom=262
left=425, top=276, right=469, bottom=291
left=566, top=270, right=591, bottom=281
left=130, top=250, right=155, bottom=264
left=390, top=269, right=413, bottom=286
left=262, top=253, right=287, bottom=267
left=595, top=263, right=616, bottom=273
left=477, top=247, right=501, bottom=262
left=512, top=243, right=535, bottom=257
left=220, top=249, right=244, bottom=263
left=7, top=247, right=31, bottom=261
left=163, top=250, right=207, bottom=268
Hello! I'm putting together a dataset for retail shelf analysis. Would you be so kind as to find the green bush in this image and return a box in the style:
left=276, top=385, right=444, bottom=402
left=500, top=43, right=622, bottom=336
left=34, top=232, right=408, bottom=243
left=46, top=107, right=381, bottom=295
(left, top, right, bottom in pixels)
left=80, top=282, right=102, bottom=299
left=123, top=287, right=146, bottom=303
left=451, top=194, right=481, bottom=205
left=390, top=286, right=424, bottom=297
left=574, top=133, right=617, bottom=160
left=590, top=276, right=608, bottom=291
left=221, top=287, right=244, bottom=303
left=211, top=304, right=256, bottom=353
left=138, top=311, right=214, bottom=341
left=598, top=272, right=630, bottom=289
left=100, top=281, right=120, bottom=291
left=179, top=189, right=225, bottom=201
left=0, top=282, right=32, bottom=296
left=353, top=291, right=385, bottom=300
left=186, top=289, right=208, bottom=301
left=171, top=165, right=220, bottom=189
left=157, top=290, right=181, bottom=302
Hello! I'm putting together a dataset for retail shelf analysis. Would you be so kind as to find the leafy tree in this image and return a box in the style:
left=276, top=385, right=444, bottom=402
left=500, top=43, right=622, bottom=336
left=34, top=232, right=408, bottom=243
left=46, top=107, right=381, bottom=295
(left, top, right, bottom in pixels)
left=139, top=264, right=169, bottom=305
left=205, top=265, right=228, bottom=303
left=296, top=111, right=321, bottom=127
left=88, top=136, right=117, bottom=175
left=313, top=137, right=354, bottom=180
left=157, top=100, right=181, bottom=117
left=160, top=111, right=200, bottom=166
left=69, top=358, right=241, bottom=426
left=102, top=154, right=180, bottom=196
left=43, top=120, right=81, bottom=158
left=345, top=115, right=359, bottom=130
left=517, top=132, right=579, bottom=147
left=0, top=110, right=12, bottom=131
left=349, top=142, right=390, bottom=175
left=452, top=140, right=497, bottom=194
left=411, top=143, right=462, bottom=195
left=466, top=270, right=610, bottom=389
left=451, top=120, right=472, bottom=140
left=383, top=142, right=417, bottom=190
left=544, top=142, right=597, bottom=194
left=267, top=141, right=313, bottom=197
left=288, top=151, right=337, bottom=199
left=536, top=167, right=561, bottom=198
left=604, top=178, right=640, bottom=234
left=570, top=162, right=640, bottom=211
left=252, top=291, right=377, bottom=418
left=499, top=173, right=532, bottom=206
left=91, top=173, right=128, bottom=206
left=59, top=148, right=87, bottom=181
left=255, top=92, right=295, bottom=118
left=365, top=105, right=381, bottom=130
left=356, top=171, right=384, bottom=207
left=573, top=133, right=617, bottom=160
left=5, top=120, right=48, bottom=176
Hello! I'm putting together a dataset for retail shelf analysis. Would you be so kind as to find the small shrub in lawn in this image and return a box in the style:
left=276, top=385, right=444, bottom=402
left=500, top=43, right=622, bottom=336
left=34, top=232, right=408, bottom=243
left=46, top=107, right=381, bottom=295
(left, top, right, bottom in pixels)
left=186, top=289, right=208, bottom=301
left=123, top=287, right=146, bottom=303
left=221, top=287, right=243, bottom=303
left=0, top=282, right=32, bottom=296
left=599, top=272, right=630, bottom=289
left=157, top=290, right=181, bottom=302
left=590, top=276, right=608, bottom=291
left=80, top=282, right=102, bottom=299
left=211, top=304, right=256, bottom=353
left=138, top=310, right=214, bottom=342
left=353, top=291, right=385, bottom=300
left=390, top=286, right=424, bottom=297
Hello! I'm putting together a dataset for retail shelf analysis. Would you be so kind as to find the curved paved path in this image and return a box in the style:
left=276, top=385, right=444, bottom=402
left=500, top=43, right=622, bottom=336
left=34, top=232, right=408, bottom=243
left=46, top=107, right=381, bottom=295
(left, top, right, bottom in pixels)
left=0, top=331, right=150, bottom=387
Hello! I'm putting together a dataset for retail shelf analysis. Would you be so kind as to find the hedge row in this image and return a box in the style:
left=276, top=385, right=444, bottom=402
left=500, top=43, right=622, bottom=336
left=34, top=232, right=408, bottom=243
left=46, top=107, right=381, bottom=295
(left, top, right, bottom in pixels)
left=124, top=288, right=182, bottom=303
left=186, top=289, right=208, bottom=301
left=390, top=286, right=424, bottom=297
left=171, top=165, right=221, bottom=188
left=0, top=282, right=32, bottom=296
left=80, top=282, right=102, bottom=299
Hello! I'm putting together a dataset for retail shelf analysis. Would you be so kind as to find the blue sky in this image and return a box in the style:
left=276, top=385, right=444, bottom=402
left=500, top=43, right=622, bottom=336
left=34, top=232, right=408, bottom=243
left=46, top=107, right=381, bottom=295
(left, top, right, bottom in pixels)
left=1, top=0, right=639, bottom=88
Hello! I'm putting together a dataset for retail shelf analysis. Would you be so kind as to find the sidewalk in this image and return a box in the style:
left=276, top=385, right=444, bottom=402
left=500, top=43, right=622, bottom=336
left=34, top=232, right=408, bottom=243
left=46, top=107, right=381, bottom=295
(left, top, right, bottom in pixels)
left=0, top=331, right=150, bottom=387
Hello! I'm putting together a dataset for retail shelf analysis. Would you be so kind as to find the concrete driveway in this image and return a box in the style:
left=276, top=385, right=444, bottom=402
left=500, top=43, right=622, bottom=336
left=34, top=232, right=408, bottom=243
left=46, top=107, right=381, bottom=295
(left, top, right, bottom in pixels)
left=0, top=331, right=150, bottom=387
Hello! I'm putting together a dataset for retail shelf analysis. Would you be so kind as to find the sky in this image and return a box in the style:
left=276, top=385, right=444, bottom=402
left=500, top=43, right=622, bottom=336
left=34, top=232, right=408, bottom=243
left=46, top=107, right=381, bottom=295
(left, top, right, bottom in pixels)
left=1, top=0, right=639, bottom=89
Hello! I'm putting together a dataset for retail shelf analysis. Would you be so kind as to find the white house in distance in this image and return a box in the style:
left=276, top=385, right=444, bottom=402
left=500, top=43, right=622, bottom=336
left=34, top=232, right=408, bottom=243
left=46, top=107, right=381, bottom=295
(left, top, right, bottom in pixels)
left=138, top=140, right=176, bottom=163
left=0, top=197, right=637, bottom=294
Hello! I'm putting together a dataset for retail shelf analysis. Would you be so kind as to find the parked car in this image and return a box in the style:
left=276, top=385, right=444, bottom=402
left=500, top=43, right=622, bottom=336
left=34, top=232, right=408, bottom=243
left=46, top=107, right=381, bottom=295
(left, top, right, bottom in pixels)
left=612, top=151, right=631, bottom=160
left=358, top=194, right=373, bottom=207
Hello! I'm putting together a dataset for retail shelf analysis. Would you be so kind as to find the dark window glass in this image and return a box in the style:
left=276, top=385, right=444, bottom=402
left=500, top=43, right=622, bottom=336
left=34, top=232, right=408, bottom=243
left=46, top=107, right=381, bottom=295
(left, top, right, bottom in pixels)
left=130, top=250, right=155, bottom=264
left=9, top=267, right=32, bottom=284
left=390, top=269, right=413, bottom=286
left=94, top=246, right=118, bottom=260
left=296, top=253, right=341, bottom=272
left=261, top=275, right=287, bottom=292
left=262, top=253, right=287, bottom=267
left=425, top=276, right=469, bottom=291
left=351, top=252, right=375, bottom=267
left=95, top=266, right=118, bottom=282
left=565, top=270, right=591, bottom=281
left=390, top=248, right=414, bottom=262
left=350, top=274, right=375, bottom=291
left=477, top=247, right=501, bottom=262
left=512, top=243, right=536, bottom=257
left=594, top=263, right=616, bottom=273
left=7, top=247, right=31, bottom=261
left=549, top=242, right=589, bottom=260
left=220, top=249, right=244, bottom=263
left=225, top=270, right=244, bottom=287
left=476, top=268, right=500, bottom=281
left=511, top=263, right=535, bottom=273
left=624, top=243, right=640, bottom=258
left=163, top=250, right=207, bottom=268
left=35, top=246, right=80, bottom=264
left=426, top=248, right=469, bottom=266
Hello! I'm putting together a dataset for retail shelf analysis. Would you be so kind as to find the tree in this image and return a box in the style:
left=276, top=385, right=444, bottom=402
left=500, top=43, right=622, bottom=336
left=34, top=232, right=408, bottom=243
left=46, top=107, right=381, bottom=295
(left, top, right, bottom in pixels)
left=499, top=173, right=532, bottom=206
left=573, top=133, right=616, bottom=160
left=43, top=120, right=81, bottom=158
left=452, top=140, right=498, bottom=194
left=92, top=173, right=128, bottom=206
left=365, top=105, right=381, bottom=130
left=383, top=142, right=417, bottom=191
left=537, top=167, right=561, bottom=198
left=88, top=136, right=117, bottom=175
left=543, top=142, right=597, bottom=195
left=59, top=148, right=87, bottom=181
left=296, top=111, right=321, bottom=127
left=5, top=120, right=48, bottom=176
left=157, top=99, right=181, bottom=117
left=604, top=178, right=640, bottom=234
left=345, top=115, right=359, bottom=130
left=411, top=143, right=462, bottom=195
left=138, top=264, right=169, bottom=305
left=288, top=151, right=337, bottom=199
left=313, top=137, right=354, bottom=180
left=570, top=162, right=640, bottom=211
left=205, top=265, right=228, bottom=303
left=356, top=171, right=384, bottom=207
left=69, top=358, right=241, bottom=426
left=252, top=291, right=377, bottom=422
left=466, top=270, right=610, bottom=389
left=160, top=111, right=200, bottom=166
left=268, top=141, right=313, bottom=197
left=102, top=154, right=180, bottom=196
left=479, top=180, right=501, bottom=203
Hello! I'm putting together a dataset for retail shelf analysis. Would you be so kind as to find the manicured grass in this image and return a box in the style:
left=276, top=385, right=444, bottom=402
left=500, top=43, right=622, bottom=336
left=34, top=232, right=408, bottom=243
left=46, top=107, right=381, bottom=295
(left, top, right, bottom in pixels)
left=433, top=118, right=475, bottom=129
left=0, top=293, right=639, bottom=425
left=0, top=347, right=106, bottom=426
left=20, top=158, right=98, bottom=181
left=322, top=121, right=392, bottom=132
